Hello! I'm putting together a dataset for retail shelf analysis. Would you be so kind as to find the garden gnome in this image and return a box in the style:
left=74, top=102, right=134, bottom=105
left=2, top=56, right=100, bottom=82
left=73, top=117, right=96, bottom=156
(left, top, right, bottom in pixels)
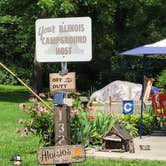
left=10, top=155, right=22, bottom=165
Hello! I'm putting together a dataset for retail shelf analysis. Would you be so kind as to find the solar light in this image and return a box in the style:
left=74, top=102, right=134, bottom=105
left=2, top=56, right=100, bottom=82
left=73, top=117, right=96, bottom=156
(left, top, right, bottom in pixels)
left=10, top=155, right=22, bottom=165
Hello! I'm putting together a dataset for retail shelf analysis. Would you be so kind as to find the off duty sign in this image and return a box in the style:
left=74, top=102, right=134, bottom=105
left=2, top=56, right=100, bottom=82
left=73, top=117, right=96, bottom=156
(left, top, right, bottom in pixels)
left=50, top=72, right=76, bottom=93
left=35, top=17, right=92, bottom=62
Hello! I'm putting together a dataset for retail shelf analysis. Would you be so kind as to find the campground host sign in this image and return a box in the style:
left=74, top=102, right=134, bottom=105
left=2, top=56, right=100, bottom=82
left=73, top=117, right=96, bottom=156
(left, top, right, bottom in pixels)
left=35, top=17, right=92, bottom=62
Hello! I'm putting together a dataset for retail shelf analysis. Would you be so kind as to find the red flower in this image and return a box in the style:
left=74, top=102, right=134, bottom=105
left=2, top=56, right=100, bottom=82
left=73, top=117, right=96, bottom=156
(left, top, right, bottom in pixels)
left=89, top=102, right=93, bottom=107
left=21, top=127, right=28, bottom=137
left=18, top=119, right=24, bottom=124
left=36, top=111, right=42, bottom=117
left=87, top=115, right=95, bottom=120
left=16, top=128, right=21, bottom=133
left=88, top=102, right=94, bottom=111
left=44, top=132, right=49, bottom=140
left=70, top=109, right=77, bottom=118
left=28, top=119, right=33, bottom=126
left=28, top=97, right=37, bottom=102
left=30, top=128, right=35, bottom=133
left=19, top=103, right=26, bottom=109
left=39, top=93, right=46, bottom=98
left=75, top=92, right=81, bottom=96
left=47, top=97, right=52, bottom=101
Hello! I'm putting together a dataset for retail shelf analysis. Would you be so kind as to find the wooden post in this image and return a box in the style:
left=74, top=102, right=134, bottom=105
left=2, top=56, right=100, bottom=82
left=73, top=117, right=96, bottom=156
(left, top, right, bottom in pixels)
left=54, top=105, right=71, bottom=146
left=109, top=96, right=112, bottom=113
left=54, top=105, right=71, bottom=166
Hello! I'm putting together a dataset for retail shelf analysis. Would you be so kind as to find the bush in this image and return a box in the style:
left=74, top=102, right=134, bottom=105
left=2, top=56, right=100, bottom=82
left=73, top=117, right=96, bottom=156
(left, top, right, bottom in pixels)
left=118, top=111, right=154, bottom=136
left=17, top=96, right=54, bottom=146
left=156, top=69, right=166, bottom=92
left=0, top=64, right=31, bottom=85
left=17, top=94, right=115, bottom=147
left=71, top=109, right=115, bottom=146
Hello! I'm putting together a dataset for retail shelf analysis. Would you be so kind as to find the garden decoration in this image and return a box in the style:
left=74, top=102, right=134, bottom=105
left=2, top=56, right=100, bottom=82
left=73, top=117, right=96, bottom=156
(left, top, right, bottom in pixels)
left=10, top=154, right=22, bottom=166
left=102, top=123, right=135, bottom=153
left=151, top=93, right=166, bottom=117
left=122, top=100, right=134, bottom=115
left=120, top=38, right=166, bottom=138
left=35, top=17, right=92, bottom=165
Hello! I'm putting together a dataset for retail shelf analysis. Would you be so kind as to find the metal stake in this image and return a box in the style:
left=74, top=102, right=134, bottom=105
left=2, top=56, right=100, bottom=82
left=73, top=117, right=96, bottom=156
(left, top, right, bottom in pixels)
left=59, top=62, right=68, bottom=75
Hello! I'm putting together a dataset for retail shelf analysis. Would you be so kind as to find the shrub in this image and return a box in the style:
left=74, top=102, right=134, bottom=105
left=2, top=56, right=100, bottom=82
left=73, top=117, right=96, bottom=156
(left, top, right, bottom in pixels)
left=156, top=69, right=166, bottom=92
left=17, top=96, right=54, bottom=146
left=17, top=94, right=115, bottom=147
left=70, top=109, right=115, bottom=146
left=0, top=64, right=31, bottom=85
left=118, top=110, right=154, bottom=136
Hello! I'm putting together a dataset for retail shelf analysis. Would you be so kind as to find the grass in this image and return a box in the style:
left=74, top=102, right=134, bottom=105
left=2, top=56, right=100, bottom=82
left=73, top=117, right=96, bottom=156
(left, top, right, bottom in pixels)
left=0, top=84, right=166, bottom=165
left=0, top=84, right=40, bottom=165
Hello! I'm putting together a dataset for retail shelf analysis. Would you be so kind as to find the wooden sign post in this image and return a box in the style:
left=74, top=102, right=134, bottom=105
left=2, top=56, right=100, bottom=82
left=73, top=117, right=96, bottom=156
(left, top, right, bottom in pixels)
left=54, top=104, right=71, bottom=146
left=36, top=17, right=92, bottom=165
left=37, top=71, right=86, bottom=165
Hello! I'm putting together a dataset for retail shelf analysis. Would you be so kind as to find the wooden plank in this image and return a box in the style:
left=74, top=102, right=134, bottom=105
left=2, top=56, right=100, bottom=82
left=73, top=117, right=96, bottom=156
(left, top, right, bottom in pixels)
left=143, top=76, right=153, bottom=102
left=54, top=105, right=71, bottom=146
left=37, top=145, right=86, bottom=165
left=50, top=72, right=76, bottom=93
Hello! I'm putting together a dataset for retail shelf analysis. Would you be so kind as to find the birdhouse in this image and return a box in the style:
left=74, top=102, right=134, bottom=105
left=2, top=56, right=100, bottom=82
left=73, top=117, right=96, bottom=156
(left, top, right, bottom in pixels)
left=102, top=123, right=135, bottom=153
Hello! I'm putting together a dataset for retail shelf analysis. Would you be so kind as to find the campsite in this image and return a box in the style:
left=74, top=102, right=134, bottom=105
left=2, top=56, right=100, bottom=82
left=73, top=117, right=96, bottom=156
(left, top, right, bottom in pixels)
left=0, top=1, right=166, bottom=166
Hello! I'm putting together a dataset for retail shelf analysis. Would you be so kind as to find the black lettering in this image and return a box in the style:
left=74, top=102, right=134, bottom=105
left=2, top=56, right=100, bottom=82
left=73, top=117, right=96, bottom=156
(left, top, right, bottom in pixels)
left=49, top=153, right=54, bottom=159
left=56, top=47, right=72, bottom=55
left=41, top=150, right=49, bottom=161
left=61, top=150, right=67, bottom=155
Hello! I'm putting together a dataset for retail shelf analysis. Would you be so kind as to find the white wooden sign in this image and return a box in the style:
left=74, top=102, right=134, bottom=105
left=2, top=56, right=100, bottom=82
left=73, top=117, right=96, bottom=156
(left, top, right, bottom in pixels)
left=36, top=17, right=92, bottom=62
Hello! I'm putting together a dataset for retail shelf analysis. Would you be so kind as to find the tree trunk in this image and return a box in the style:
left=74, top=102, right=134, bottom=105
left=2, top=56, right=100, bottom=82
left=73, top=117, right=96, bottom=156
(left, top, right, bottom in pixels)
left=32, top=57, right=43, bottom=93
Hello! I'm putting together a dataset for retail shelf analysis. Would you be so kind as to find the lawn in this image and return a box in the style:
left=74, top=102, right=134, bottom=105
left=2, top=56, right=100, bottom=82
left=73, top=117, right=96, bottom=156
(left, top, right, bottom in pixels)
left=0, top=84, right=40, bottom=165
left=0, top=84, right=166, bottom=166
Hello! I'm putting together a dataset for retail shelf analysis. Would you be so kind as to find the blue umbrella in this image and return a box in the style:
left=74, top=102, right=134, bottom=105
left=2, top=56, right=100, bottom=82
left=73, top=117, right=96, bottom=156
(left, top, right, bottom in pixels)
left=121, top=39, right=166, bottom=55
left=120, top=39, right=166, bottom=138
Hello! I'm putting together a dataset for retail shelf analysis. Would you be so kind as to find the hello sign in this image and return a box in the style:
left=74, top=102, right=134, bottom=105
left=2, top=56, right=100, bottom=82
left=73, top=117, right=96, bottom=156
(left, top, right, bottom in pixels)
left=35, top=17, right=92, bottom=62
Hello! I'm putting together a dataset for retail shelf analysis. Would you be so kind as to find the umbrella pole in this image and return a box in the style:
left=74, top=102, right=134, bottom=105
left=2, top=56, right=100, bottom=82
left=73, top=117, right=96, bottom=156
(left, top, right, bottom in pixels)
left=140, top=97, right=144, bottom=139
left=139, top=55, right=146, bottom=139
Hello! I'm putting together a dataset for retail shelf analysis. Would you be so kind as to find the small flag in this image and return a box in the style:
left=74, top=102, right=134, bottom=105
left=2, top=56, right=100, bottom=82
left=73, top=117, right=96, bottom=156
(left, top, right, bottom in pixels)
left=122, top=100, right=134, bottom=114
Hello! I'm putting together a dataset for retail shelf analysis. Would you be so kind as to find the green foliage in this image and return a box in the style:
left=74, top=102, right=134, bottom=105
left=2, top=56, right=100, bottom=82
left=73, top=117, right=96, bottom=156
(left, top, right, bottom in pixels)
left=156, top=69, right=166, bottom=92
left=2, top=85, right=166, bottom=165
left=17, top=100, right=54, bottom=146
left=74, top=158, right=166, bottom=166
left=18, top=93, right=114, bottom=147
left=0, top=69, right=17, bottom=85
left=119, top=112, right=155, bottom=136
left=1, top=0, right=166, bottom=91
left=0, top=64, right=31, bottom=85
left=118, top=114, right=139, bottom=137
left=71, top=110, right=115, bottom=146
left=0, top=15, right=20, bottom=24
left=26, top=106, right=54, bottom=146
left=0, top=85, right=40, bottom=165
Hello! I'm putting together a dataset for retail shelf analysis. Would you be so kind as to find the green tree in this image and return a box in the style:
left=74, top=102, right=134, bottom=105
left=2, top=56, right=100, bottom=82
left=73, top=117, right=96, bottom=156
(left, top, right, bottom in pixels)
left=0, top=0, right=165, bottom=91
